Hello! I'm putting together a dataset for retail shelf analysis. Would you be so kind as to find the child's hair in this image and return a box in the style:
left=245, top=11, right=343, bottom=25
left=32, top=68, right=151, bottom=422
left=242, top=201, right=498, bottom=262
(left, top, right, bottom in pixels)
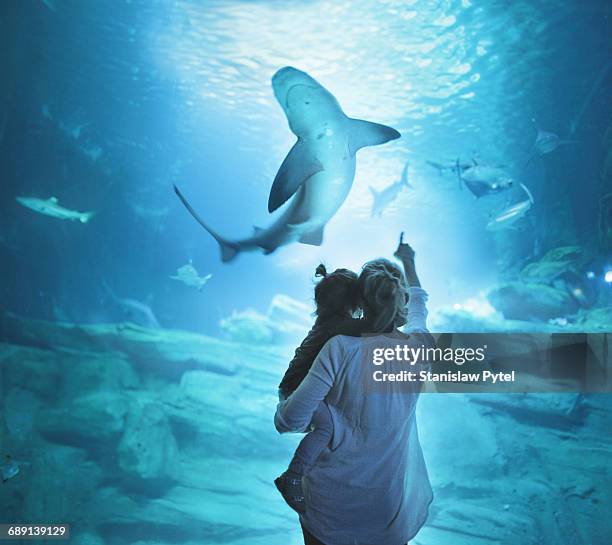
left=313, top=264, right=361, bottom=318
left=358, top=258, right=409, bottom=332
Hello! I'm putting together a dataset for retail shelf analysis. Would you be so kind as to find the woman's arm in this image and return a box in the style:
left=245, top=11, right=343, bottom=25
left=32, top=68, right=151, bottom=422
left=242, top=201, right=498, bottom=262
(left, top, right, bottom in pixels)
left=394, top=232, right=420, bottom=288
left=394, top=233, right=429, bottom=332
left=274, top=337, right=341, bottom=433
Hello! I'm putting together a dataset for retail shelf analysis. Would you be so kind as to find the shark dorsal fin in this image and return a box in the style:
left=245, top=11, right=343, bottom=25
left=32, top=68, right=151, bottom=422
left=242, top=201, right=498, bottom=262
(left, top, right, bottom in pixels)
left=268, top=140, right=324, bottom=213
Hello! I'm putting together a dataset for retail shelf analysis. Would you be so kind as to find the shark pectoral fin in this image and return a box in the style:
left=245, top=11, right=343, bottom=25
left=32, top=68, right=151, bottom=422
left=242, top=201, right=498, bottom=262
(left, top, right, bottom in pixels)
left=268, top=140, right=324, bottom=213
left=347, top=118, right=401, bottom=156
left=299, top=226, right=325, bottom=246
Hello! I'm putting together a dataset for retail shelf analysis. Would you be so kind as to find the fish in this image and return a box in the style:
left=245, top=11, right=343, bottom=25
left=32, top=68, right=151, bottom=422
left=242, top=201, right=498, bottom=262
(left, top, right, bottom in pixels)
left=457, top=161, right=514, bottom=199
left=16, top=196, right=96, bottom=223
left=486, top=183, right=534, bottom=231
left=102, top=281, right=161, bottom=328
left=175, top=66, right=400, bottom=262
left=1, top=456, right=30, bottom=483
left=523, top=128, right=578, bottom=168
left=170, top=261, right=212, bottom=291
left=370, top=161, right=412, bottom=217
left=426, top=159, right=473, bottom=176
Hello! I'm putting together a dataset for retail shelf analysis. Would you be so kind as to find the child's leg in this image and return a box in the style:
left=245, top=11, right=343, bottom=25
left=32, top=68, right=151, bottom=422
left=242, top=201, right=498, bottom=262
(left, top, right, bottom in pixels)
left=288, top=402, right=333, bottom=474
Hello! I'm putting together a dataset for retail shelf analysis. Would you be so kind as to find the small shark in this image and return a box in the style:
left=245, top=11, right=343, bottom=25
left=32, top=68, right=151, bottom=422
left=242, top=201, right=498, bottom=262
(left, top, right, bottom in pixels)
left=370, top=161, right=412, bottom=217
left=102, top=282, right=161, bottom=328
left=523, top=128, right=578, bottom=168
left=426, top=159, right=473, bottom=176
left=175, top=66, right=400, bottom=262
left=170, top=261, right=212, bottom=291
left=1, top=456, right=30, bottom=483
left=486, top=183, right=534, bottom=231
left=457, top=161, right=514, bottom=199
left=16, top=196, right=96, bottom=223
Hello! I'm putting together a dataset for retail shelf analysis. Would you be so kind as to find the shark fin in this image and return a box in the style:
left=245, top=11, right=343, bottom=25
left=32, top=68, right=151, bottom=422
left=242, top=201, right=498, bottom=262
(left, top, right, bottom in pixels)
left=347, top=118, right=401, bottom=156
left=401, top=162, right=413, bottom=188
left=174, top=185, right=239, bottom=263
left=369, top=186, right=379, bottom=197
left=80, top=211, right=96, bottom=223
left=252, top=226, right=264, bottom=236
left=268, top=140, right=324, bottom=213
left=299, top=226, right=324, bottom=246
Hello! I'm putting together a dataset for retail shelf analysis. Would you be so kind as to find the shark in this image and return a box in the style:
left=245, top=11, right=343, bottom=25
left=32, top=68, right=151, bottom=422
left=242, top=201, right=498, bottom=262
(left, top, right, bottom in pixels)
left=370, top=161, right=412, bottom=217
left=457, top=160, right=514, bottom=199
left=486, top=183, right=535, bottom=231
left=523, top=128, right=578, bottom=168
left=426, top=159, right=473, bottom=176
left=175, top=66, right=400, bottom=262
left=16, top=196, right=96, bottom=223
left=102, top=281, right=161, bottom=329
left=170, top=261, right=212, bottom=291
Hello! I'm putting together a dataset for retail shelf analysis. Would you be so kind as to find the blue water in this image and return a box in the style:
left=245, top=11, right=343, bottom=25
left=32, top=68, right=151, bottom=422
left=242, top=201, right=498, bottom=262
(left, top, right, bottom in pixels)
left=1, top=1, right=611, bottom=544
left=1, top=0, right=610, bottom=334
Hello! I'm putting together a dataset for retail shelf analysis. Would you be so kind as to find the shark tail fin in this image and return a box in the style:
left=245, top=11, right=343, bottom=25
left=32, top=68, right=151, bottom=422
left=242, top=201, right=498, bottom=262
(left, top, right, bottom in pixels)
left=347, top=118, right=401, bottom=156
left=80, top=211, right=97, bottom=224
left=174, top=185, right=239, bottom=263
left=401, top=162, right=413, bottom=188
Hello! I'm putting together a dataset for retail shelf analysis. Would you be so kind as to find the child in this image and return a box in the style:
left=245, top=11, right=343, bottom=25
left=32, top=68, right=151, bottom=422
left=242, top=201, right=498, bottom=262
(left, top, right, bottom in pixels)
left=275, top=263, right=363, bottom=513
left=275, top=234, right=425, bottom=513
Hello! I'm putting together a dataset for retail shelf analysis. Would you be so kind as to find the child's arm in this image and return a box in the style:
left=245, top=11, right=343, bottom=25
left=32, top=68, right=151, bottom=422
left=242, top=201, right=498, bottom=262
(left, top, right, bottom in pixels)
left=278, top=327, right=323, bottom=400
left=274, top=337, right=340, bottom=433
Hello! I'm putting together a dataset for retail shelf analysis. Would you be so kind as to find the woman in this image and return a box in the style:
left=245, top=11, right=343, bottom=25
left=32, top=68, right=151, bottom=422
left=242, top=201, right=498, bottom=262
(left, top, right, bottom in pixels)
left=274, top=237, right=434, bottom=545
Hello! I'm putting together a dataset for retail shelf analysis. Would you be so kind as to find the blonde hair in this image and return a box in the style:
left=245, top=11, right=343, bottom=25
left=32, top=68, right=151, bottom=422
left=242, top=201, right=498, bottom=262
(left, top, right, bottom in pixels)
left=359, top=259, right=408, bottom=332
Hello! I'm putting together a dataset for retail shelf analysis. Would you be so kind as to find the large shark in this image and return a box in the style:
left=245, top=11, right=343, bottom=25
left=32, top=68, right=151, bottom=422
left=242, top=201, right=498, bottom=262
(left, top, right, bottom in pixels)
left=175, top=66, right=400, bottom=262
left=370, top=161, right=412, bottom=217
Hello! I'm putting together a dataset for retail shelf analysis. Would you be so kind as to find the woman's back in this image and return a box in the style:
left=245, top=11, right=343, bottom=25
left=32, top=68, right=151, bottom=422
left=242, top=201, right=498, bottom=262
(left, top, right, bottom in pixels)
left=277, top=330, right=434, bottom=545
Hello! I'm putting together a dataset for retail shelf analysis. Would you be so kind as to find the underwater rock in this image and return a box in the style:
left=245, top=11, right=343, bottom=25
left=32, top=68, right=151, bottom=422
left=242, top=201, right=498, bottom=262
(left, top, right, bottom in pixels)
left=469, top=393, right=585, bottom=429
left=117, top=401, right=178, bottom=480
left=37, top=391, right=129, bottom=446
left=70, top=531, right=105, bottom=545
left=219, top=309, right=275, bottom=343
left=21, top=444, right=103, bottom=526
left=575, top=306, right=612, bottom=332
left=55, top=349, right=139, bottom=400
left=0, top=343, right=59, bottom=397
left=488, top=282, right=578, bottom=321
left=89, top=484, right=294, bottom=542
left=0, top=312, right=237, bottom=378
left=3, top=388, right=40, bottom=441
left=220, top=293, right=311, bottom=345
